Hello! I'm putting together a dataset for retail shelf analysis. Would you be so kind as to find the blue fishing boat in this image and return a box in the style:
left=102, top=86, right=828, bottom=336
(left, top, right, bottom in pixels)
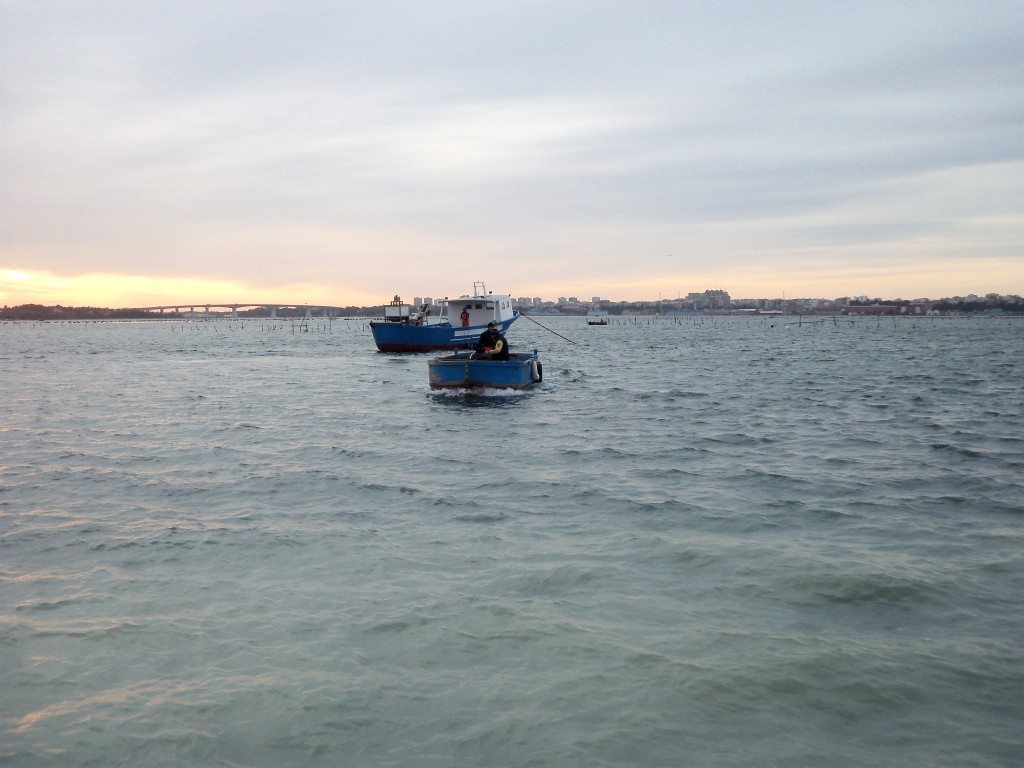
left=428, top=350, right=543, bottom=390
left=370, top=282, right=519, bottom=352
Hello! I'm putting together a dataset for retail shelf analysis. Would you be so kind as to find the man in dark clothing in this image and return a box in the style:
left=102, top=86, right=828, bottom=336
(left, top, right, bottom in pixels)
left=474, top=322, right=510, bottom=360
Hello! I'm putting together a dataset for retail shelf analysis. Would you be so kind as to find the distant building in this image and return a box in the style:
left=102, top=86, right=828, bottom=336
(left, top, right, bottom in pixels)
left=705, top=290, right=731, bottom=309
left=683, top=289, right=731, bottom=311
left=845, top=304, right=898, bottom=315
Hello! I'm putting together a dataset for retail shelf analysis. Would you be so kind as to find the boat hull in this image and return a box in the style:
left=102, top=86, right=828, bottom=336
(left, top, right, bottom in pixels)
left=428, top=352, right=542, bottom=390
left=370, top=316, right=518, bottom=352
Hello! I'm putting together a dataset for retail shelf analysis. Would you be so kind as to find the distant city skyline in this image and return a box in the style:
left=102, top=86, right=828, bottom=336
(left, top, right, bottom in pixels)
left=4, top=289, right=1020, bottom=322
left=2, top=3, right=1021, bottom=309
left=4, top=287, right=1020, bottom=314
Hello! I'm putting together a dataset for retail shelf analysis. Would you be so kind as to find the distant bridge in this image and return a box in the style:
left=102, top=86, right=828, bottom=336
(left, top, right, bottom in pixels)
left=133, top=303, right=357, bottom=318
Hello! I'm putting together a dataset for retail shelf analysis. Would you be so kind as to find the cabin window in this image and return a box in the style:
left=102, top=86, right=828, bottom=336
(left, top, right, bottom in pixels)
left=486, top=302, right=494, bottom=309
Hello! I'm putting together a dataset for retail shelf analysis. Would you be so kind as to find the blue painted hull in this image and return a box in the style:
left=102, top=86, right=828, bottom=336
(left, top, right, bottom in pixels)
left=428, top=351, right=542, bottom=390
left=370, top=316, right=518, bottom=352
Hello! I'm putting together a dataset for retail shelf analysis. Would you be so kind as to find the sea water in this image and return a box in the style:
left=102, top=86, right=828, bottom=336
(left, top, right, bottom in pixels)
left=1, top=315, right=1021, bottom=768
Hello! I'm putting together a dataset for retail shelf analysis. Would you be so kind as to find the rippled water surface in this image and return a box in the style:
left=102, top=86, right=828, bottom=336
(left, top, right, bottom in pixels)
left=2, top=316, right=1022, bottom=767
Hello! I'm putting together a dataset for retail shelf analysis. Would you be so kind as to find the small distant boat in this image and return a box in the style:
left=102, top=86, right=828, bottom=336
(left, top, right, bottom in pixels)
left=370, top=282, right=518, bottom=352
left=428, top=349, right=543, bottom=390
left=587, top=319, right=608, bottom=325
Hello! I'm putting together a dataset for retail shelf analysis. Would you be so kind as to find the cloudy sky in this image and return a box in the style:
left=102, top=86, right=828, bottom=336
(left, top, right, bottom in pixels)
left=2, top=1, right=1021, bottom=307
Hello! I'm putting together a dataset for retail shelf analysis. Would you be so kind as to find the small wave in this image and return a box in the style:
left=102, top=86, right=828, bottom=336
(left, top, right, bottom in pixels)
left=787, top=571, right=939, bottom=607
left=15, top=596, right=86, bottom=612
left=499, top=565, right=599, bottom=597
left=706, top=432, right=777, bottom=445
left=630, top=387, right=710, bottom=401
left=365, top=620, right=412, bottom=634
left=428, top=388, right=532, bottom=407
left=452, top=512, right=509, bottom=523
left=930, top=443, right=983, bottom=458
left=27, top=619, right=144, bottom=639
left=634, top=466, right=702, bottom=480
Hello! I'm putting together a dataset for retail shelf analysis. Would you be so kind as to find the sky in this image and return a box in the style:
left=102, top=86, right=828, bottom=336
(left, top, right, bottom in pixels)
left=2, top=0, right=1022, bottom=308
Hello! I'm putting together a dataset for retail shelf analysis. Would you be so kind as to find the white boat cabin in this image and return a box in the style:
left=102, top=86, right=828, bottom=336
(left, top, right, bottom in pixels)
left=440, top=282, right=516, bottom=327
left=380, top=283, right=515, bottom=328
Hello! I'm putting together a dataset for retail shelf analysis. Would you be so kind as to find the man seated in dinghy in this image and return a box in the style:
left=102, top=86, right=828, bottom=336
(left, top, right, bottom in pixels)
left=472, top=322, right=510, bottom=360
